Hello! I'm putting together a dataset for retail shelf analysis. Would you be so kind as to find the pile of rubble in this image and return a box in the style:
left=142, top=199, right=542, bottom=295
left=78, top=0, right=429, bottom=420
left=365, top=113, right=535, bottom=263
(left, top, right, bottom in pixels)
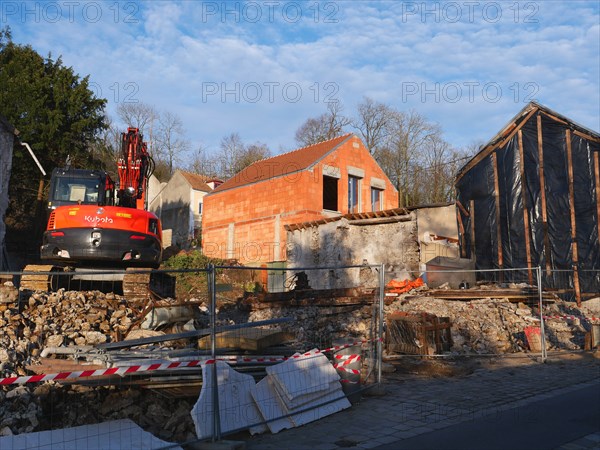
left=0, top=285, right=138, bottom=378
left=386, top=290, right=595, bottom=354
left=0, top=283, right=198, bottom=439
left=0, top=280, right=597, bottom=440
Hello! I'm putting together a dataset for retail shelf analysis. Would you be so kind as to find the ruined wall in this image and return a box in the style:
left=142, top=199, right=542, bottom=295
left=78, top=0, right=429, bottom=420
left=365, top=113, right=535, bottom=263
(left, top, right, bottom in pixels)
left=286, top=213, right=419, bottom=289
left=0, top=119, right=15, bottom=270
left=416, top=205, right=460, bottom=263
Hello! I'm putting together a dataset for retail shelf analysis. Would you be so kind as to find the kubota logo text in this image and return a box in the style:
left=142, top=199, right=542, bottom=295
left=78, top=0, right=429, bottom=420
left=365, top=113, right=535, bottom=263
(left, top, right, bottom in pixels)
left=84, top=216, right=113, bottom=224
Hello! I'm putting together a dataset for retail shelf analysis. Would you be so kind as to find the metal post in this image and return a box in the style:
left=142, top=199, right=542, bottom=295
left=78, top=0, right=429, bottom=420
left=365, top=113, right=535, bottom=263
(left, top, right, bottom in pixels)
left=377, top=263, right=385, bottom=385
left=209, top=264, right=221, bottom=441
left=536, top=266, right=547, bottom=362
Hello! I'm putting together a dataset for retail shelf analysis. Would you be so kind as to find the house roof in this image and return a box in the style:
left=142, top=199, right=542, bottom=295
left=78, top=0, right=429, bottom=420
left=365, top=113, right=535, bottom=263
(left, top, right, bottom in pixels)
left=178, top=170, right=214, bottom=192
left=212, top=133, right=354, bottom=193
left=456, top=102, right=600, bottom=181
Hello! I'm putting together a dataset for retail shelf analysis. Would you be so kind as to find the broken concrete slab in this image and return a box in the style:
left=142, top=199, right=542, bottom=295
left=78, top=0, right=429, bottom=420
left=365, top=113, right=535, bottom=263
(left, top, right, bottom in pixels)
left=251, top=376, right=296, bottom=434
left=0, top=419, right=181, bottom=450
left=266, top=350, right=342, bottom=407
left=191, top=361, right=267, bottom=440
left=251, top=350, right=351, bottom=433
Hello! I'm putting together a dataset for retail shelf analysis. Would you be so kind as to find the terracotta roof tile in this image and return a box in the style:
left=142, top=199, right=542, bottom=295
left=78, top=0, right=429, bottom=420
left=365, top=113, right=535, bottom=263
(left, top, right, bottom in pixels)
left=213, top=133, right=354, bottom=192
left=179, top=170, right=214, bottom=192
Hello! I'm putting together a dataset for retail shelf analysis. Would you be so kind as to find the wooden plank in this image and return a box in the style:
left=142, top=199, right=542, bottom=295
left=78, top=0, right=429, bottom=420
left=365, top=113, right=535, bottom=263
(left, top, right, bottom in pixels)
left=537, top=114, right=552, bottom=275
left=573, top=129, right=600, bottom=143
left=456, top=199, right=469, bottom=217
left=239, top=295, right=373, bottom=310
left=491, top=153, right=504, bottom=273
left=565, top=129, right=582, bottom=306
left=518, top=130, right=533, bottom=284
left=455, top=107, right=538, bottom=183
left=418, top=289, right=555, bottom=302
left=457, top=211, right=466, bottom=258
left=198, top=327, right=294, bottom=351
left=541, top=110, right=570, bottom=126
left=26, top=358, right=107, bottom=374
left=469, top=200, right=476, bottom=261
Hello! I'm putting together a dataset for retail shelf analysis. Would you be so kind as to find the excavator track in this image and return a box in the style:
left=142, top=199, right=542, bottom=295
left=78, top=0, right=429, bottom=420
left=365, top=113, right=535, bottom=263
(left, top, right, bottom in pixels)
left=122, top=268, right=152, bottom=303
left=20, top=265, right=56, bottom=292
left=21, top=265, right=175, bottom=303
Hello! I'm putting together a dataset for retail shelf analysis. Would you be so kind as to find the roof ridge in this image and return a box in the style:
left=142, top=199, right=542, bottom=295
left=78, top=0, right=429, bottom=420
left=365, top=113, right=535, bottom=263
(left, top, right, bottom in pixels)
left=211, top=132, right=356, bottom=193
left=249, top=132, right=354, bottom=166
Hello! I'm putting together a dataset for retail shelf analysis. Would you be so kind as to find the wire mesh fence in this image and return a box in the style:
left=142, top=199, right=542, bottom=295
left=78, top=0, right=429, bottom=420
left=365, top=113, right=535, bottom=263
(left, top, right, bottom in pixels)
left=0, top=263, right=385, bottom=446
left=0, top=263, right=598, bottom=446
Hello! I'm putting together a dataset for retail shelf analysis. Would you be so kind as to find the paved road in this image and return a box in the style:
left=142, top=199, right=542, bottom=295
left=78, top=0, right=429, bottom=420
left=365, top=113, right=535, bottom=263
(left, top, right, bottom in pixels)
left=243, top=353, right=600, bottom=450
left=376, top=383, right=600, bottom=450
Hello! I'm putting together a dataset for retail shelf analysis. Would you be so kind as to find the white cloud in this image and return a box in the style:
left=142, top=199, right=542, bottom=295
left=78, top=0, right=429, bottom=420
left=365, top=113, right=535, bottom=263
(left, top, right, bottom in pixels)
left=3, top=0, right=598, bottom=155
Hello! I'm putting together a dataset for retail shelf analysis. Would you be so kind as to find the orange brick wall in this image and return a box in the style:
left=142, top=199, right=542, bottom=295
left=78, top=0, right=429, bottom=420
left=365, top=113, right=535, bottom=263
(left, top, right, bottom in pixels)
left=202, top=135, right=397, bottom=264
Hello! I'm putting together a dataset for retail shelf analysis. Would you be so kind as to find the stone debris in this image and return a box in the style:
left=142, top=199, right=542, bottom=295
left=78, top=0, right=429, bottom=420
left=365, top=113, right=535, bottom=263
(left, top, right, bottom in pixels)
left=386, top=294, right=591, bottom=354
left=0, top=287, right=139, bottom=378
left=0, top=281, right=596, bottom=442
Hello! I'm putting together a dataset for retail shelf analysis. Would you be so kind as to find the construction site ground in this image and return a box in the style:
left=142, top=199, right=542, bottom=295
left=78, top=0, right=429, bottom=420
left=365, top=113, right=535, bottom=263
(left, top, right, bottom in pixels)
left=239, top=351, right=600, bottom=450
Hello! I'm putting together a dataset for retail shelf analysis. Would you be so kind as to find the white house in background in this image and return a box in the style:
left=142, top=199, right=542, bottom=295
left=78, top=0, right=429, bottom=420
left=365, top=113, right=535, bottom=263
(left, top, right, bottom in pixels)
left=149, top=170, right=222, bottom=248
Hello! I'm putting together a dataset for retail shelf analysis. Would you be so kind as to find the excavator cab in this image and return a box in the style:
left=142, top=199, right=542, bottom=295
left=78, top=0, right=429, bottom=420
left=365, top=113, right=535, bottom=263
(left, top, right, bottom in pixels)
left=47, top=168, right=115, bottom=210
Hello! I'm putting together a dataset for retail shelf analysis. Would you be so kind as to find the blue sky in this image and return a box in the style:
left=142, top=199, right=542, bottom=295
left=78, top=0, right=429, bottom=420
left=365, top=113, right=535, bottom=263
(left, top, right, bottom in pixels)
left=3, top=1, right=599, bottom=159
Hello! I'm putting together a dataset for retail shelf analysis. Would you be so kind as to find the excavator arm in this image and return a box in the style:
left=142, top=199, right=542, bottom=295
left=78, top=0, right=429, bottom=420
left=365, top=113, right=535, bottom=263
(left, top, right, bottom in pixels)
left=117, top=127, right=153, bottom=209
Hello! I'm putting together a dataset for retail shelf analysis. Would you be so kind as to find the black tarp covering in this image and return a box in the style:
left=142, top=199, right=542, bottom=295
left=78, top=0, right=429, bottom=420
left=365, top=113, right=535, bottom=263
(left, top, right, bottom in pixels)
left=455, top=106, right=600, bottom=301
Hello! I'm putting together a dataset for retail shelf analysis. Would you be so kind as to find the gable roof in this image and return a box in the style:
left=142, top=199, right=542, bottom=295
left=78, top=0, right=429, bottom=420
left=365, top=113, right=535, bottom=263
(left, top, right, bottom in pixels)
left=456, top=102, right=600, bottom=181
left=212, top=133, right=354, bottom=193
left=178, top=170, right=214, bottom=192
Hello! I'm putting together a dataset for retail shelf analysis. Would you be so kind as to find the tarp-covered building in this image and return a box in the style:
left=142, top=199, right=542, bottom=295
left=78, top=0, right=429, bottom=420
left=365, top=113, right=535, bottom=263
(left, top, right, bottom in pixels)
left=455, top=102, right=600, bottom=303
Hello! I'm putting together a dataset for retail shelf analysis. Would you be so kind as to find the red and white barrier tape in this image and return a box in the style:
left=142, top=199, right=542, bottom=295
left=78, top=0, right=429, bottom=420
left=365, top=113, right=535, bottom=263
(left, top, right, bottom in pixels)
left=0, top=338, right=381, bottom=386
left=0, top=360, right=204, bottom=386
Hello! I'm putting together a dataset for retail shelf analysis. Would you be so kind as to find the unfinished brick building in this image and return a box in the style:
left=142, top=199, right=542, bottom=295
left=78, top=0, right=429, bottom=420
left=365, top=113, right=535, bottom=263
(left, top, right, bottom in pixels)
left=201, top=134, right=398, bottom=264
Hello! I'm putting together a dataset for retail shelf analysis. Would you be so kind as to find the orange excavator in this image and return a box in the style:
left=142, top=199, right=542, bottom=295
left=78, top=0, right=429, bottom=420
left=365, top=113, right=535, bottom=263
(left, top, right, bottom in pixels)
left=21, top=128, right=172, bottom=300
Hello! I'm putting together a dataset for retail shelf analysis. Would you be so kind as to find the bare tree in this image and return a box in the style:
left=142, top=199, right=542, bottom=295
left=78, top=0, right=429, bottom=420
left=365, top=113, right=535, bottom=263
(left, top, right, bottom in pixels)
left=116, top=102, right=157, bottom=136
left=214, top=133, right=270, bottom=179
left=295, top=102, right=351, bottom=146
left=352, top=97, right=394, bottom=153
left=420, top=134, right=457, bottom=203
left=375, top=110, right=440, bottom=207
left=189, top=144, right=219, bottom=178
left=235, top=142, right=270, bottom=174
left=155, top=111, right=190, bottom=177
left=216, top=132, right=246, bottom=179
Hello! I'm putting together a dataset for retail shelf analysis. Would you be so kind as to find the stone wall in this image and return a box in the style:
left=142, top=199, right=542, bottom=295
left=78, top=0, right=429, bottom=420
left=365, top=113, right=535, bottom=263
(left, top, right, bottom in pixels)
left=286, top=213, right=420, bottom=289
